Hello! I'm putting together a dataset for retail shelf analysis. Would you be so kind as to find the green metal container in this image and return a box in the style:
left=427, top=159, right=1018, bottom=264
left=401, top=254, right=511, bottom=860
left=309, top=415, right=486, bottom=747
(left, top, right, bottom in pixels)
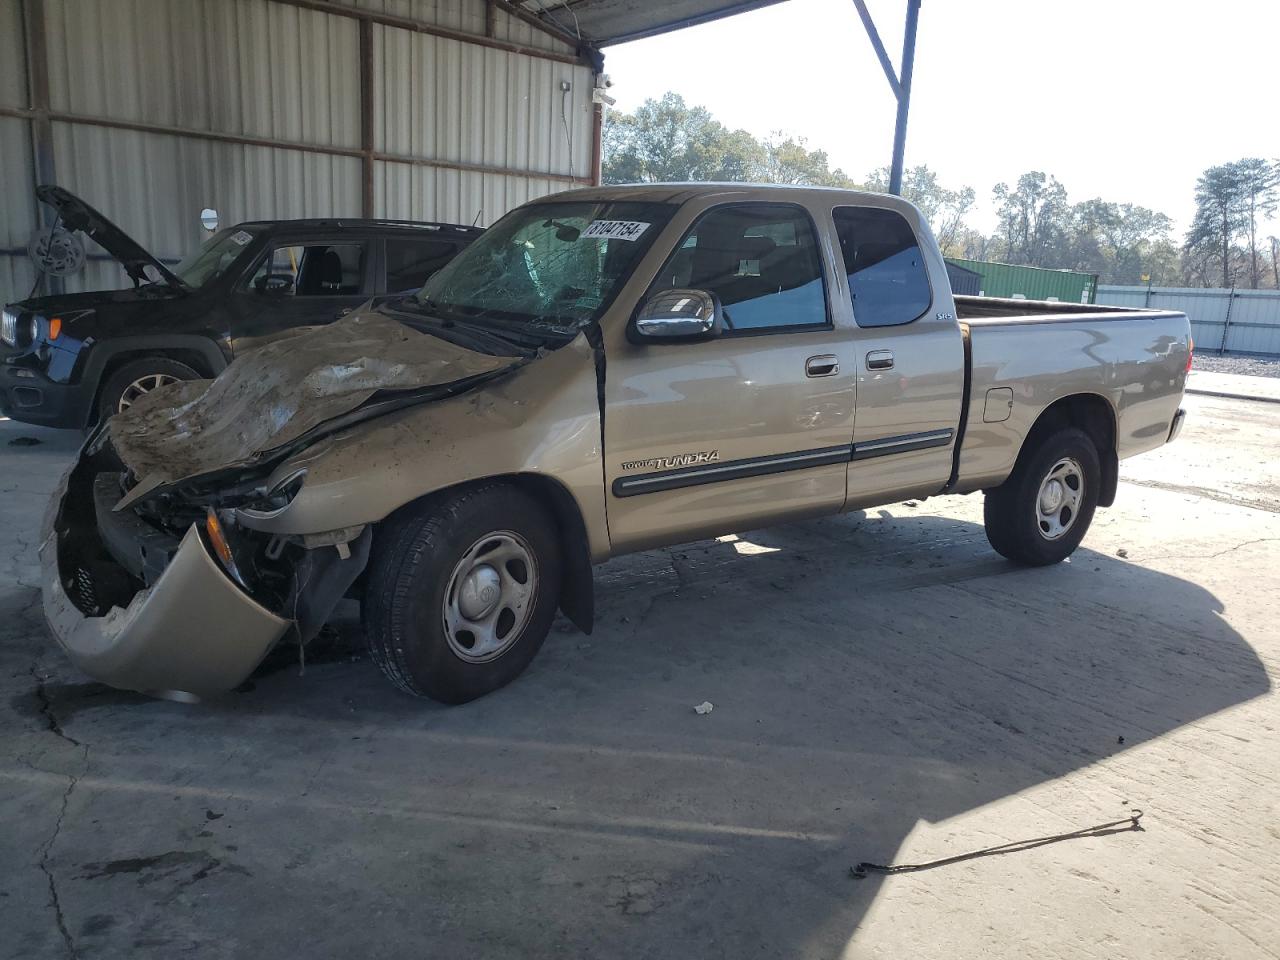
left=946, top=258, right=1097, bottom=304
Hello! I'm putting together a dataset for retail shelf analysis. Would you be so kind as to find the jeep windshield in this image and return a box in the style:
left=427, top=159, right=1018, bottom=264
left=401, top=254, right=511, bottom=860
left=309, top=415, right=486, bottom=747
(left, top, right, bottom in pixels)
left=172, top=227, right=260, bottom=288
left=413, top=200, right=673, bottom=334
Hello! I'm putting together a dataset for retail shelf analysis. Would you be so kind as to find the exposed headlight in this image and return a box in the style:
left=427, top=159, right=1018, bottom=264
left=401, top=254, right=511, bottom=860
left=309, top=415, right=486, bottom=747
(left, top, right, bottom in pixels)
left=237, top=468, right=307, bottom=520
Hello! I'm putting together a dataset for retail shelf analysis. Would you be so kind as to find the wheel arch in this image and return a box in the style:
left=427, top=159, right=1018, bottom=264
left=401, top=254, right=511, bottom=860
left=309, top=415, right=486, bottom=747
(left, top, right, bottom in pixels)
left=81, top=335, right=229, bottom=426
left=1019, top=393, right=1119, bottom=507
left=373, top=472, right=595, bottom=636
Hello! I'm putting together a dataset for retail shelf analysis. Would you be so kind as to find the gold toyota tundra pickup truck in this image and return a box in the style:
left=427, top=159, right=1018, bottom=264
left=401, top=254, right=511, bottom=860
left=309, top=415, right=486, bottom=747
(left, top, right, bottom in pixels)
left=41, top=184, right=1191, bottom=704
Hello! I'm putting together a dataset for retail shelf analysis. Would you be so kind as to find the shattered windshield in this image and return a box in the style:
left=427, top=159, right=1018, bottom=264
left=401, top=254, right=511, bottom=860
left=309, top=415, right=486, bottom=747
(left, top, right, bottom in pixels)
left=173, top=227, right=258, bottom=288
left=415, top=200, right=673, bottom=331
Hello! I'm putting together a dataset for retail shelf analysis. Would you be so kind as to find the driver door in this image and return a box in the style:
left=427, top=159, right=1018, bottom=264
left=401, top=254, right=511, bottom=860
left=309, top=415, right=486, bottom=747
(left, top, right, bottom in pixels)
left=229, top=238, right=375, bottom=353
left=603, top=201, right=858, bottom=553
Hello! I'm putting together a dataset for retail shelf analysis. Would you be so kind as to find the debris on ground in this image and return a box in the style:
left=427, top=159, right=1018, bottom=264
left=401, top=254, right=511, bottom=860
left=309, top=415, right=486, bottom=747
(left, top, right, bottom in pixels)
left=849, top=809, right=1145, bottom=878
left=904, top=500, right=919, bottom=507
left=7, top=436, right=41, bottom=446
left=1117, top=548, right=1129, bottom=558
left=693, top=701, right=713, bottom=715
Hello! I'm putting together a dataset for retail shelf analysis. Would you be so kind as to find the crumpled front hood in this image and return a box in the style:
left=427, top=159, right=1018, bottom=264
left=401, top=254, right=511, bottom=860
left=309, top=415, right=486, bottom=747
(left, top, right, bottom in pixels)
left=108, top=310, right=519, bottom=494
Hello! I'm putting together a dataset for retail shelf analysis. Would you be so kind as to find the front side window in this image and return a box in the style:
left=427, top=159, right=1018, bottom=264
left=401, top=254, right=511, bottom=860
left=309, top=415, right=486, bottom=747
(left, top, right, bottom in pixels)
left=652, top=204, right=827, bottom=332
left=250, top=243, right=366, bottom=297
left=385, top=237, right=463, bottom=293
left=833, top=206, right=931, bottom=327
left=416, top=201, right=673, bottom=333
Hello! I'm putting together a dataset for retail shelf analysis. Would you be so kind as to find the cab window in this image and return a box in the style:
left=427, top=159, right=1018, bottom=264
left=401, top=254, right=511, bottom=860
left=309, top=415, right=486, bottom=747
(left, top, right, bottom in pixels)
left=653, top=204, right=828, bottom=332
left=833, top=206, right=931, bottom=327
left=250, top=243, right=366, bottom=297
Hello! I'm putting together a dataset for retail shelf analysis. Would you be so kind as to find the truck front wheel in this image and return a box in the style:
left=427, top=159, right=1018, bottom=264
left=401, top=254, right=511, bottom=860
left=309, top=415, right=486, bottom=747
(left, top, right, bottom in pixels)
left=983, top=427, right=1101, bottom=566
left=363, top=484, right=562, bottom=703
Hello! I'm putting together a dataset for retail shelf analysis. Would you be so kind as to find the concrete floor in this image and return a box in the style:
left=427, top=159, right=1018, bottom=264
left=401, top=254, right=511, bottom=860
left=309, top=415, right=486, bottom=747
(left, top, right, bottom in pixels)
left=2, top=393, right=1277, bottom=959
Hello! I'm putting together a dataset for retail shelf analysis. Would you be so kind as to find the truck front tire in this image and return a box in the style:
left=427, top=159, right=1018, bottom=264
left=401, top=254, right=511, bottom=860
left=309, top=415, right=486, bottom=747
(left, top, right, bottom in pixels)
left=983, top=427, right=1101, bottom=566
left=363, top=484, right=562, bottom=704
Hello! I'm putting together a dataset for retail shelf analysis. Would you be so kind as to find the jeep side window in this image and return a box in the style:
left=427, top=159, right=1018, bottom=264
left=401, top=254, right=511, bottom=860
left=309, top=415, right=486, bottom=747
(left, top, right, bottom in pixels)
left=385, top=238, right=462, bottom=293
left=251, top=243, right=365, bottom=297
left=655, top=204, right=828, bottom=332
left=832, top=206, right=932, bottom=327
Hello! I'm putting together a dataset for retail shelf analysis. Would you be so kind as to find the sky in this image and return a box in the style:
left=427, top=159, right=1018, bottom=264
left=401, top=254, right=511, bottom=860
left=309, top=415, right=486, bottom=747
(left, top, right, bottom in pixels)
left=601, top=0, right=1280, bottom=238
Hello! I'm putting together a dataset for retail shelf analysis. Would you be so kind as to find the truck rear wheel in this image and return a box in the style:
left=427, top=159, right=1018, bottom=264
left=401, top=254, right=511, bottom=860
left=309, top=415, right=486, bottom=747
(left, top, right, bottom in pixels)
left=363, top=484, right=562, bottom=704
left=983, top=426, right=1100, bottom=566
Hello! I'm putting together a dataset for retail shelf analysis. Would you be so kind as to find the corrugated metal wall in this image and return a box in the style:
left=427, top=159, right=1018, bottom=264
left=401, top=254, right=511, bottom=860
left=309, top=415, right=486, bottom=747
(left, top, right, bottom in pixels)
left=1096, top=285, right=1280, bottom=356
left=0, top=0, right=594, bottom=304
left=1, top=0, right=38, bottom=303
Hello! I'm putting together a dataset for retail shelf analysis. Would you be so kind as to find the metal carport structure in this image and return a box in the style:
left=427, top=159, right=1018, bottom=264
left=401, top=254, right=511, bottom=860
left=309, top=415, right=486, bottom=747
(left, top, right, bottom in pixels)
left=0, top=0, right=920, bottom=303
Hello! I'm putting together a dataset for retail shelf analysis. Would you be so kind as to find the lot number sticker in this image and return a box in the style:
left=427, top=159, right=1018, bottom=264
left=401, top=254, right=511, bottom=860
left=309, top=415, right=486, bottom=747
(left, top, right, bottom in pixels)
left=582, top=220, right=650, bottom=242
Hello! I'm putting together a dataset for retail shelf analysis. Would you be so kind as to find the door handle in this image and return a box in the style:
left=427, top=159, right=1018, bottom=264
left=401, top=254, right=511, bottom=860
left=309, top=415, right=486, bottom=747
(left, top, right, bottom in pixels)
left=805, top=354, right=839, bottom=378
left=866, top=350, right=895, bottom=370
left=338, top=307, right=354, bottom=317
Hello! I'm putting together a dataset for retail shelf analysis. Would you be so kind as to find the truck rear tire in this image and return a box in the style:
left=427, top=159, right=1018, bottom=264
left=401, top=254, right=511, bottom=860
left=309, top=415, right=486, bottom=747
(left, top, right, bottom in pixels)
left=363, top=484, right=562, bottom=704
left=983, top=427, right=1100, bottom=566
left=97, top=357, right=199, bottom=423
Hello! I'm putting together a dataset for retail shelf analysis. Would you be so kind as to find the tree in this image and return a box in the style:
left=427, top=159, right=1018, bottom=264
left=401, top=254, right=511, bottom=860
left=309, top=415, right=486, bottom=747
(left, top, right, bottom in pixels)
left=992, top=172, right=1071, bottom=267
left=601, top=93, right=765, bottom=184
left=1233, top=158, right=1279, bottom=288
left=1068, top=199, right=1174, bottom=284
left=761, top=135, right=857, bottom=188
left=602, top=93, right=858, bottom=189
left=1184, top=163, right=1248, bottom=288
left=864, top=165, right=975, bottom=254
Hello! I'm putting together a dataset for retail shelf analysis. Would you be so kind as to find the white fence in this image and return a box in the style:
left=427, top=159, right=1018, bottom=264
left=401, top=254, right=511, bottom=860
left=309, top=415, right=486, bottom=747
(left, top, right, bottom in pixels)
left=1095, top=285, right=1280, bottom=356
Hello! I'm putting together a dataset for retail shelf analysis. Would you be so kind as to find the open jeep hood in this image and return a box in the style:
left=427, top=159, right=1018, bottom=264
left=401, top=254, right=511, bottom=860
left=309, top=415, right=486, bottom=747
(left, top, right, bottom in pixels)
left=107, top=311, right=520, bottom=500
left=36, top=184, right=189, bottom=290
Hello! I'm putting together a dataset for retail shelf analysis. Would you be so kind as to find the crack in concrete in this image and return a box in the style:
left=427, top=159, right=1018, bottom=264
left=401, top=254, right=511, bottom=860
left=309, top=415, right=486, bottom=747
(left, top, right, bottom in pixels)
left=37, top=744, right=89, bottom=960
left=29, top=666, right=81, bottom=748
left=1142, top=537, right=1280, bottom=562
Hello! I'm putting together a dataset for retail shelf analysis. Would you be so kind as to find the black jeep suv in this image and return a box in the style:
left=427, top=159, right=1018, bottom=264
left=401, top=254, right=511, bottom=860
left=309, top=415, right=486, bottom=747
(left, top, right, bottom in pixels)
left=1, top=187, right=481, bottom=429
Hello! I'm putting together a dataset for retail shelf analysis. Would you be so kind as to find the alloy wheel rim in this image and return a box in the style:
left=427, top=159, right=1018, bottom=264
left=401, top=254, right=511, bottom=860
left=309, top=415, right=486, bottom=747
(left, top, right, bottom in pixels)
left=118, top=373, right=180, bottom=412
left=1035, top=456, right=1084, bottom=541
left=442, top=531, right=538, bottom=663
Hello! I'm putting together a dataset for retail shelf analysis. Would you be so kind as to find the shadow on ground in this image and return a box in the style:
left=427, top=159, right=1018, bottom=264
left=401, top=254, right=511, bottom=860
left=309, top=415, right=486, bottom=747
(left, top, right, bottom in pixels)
left=3, top=508, right=1269, bottom=959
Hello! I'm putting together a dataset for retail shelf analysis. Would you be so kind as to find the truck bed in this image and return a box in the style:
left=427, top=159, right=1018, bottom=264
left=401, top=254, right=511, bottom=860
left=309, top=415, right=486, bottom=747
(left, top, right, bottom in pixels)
left=952, top=297, right=1191, bottom=495
left=954, top=294, right=1156, bottom=322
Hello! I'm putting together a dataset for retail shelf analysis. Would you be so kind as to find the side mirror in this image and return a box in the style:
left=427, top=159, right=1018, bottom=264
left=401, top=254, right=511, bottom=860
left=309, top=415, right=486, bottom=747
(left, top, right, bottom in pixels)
left=200, top=207, right=219, bottom=232
left=631, top=288, right=723, bottom=343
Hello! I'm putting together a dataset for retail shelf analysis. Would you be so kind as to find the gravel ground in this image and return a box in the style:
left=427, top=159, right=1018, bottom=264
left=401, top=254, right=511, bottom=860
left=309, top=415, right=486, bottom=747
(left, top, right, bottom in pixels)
left=1192, top=352, right=1280, bottom=378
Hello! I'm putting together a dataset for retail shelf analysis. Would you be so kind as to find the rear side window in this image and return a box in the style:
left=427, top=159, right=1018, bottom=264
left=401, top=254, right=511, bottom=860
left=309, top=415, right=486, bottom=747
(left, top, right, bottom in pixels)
left=833, top=206, right=931, bottom=327
left=653, top=204, right=827, bottom=332
left=385, top=237, right=462, bottom=293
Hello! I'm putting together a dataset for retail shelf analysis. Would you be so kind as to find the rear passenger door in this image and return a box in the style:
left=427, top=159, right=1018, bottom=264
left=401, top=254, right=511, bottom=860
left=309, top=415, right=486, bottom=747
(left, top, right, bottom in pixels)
left=604, top=202, right=859, bottom=552
left=382, top=236, right=466, bottom=294
left=833, top=205, right=965, bottom=506
left=229, top=238, right=374, bottom=352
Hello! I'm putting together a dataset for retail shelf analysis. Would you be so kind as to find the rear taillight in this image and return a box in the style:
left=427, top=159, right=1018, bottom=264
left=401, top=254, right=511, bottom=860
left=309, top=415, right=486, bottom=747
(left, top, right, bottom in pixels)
left=1186, top=336, right=1194, bottom=373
